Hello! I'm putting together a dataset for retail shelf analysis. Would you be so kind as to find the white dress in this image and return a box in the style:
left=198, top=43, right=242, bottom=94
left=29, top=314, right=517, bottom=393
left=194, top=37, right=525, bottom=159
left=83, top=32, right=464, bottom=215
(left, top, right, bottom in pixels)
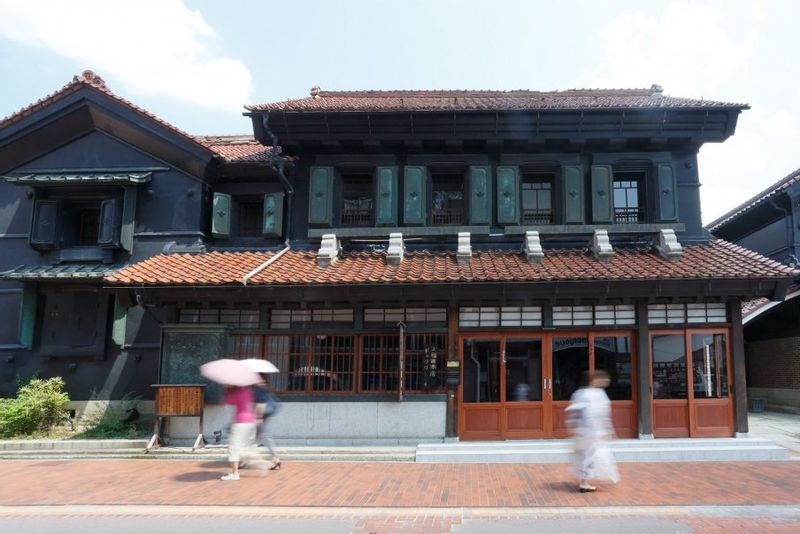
left=566, top=386, right=620, bottom=483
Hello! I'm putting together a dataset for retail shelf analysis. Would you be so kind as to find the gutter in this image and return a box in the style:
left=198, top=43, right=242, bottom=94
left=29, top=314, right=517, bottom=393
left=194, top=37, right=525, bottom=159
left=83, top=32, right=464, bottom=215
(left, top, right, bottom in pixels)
left=262, top=112, right=295, bottom=249
left=768, top=196, right=795, bottom=265
left=242, top=245, right=290, bottom=285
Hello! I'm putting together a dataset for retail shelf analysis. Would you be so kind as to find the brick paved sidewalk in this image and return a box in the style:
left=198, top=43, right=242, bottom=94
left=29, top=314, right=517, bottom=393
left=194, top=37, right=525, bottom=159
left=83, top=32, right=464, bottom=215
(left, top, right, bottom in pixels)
left=1, top=459, right=799, bottom=508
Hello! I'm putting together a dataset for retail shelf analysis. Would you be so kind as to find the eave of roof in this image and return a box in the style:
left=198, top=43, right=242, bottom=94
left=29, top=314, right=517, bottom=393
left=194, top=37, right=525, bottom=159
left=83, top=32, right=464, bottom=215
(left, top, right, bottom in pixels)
left=0, top=172, right=152, bottom=185
left=707, top=167, right=800, bottom=232
left=2, top=263, right=122, bottom=280
left=246, top=86, right=750, bottom=113
left=105, top=240, right=798, bottom=288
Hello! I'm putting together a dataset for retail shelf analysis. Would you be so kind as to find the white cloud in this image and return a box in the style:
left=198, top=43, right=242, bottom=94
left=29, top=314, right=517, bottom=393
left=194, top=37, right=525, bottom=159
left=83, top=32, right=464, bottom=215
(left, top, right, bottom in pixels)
left=590, top=1, right=798, bottom=224
left=0, top=0, right=251, bottom=111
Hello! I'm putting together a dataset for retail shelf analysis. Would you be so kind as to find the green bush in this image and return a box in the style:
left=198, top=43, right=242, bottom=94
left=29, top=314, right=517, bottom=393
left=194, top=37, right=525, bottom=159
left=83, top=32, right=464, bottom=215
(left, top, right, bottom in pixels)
left=0, top=377, right=70, bottom=438
left=78, top=393, right=143, bottom=439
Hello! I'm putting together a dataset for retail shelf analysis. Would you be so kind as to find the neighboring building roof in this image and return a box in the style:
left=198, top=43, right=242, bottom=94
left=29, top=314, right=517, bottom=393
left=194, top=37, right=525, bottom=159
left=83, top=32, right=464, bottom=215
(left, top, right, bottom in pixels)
left=742, top=284, right=800, bottom=324
left=0, top=71, right=276, bottom=167
left=2, top=263, right=122, bottom=280
left=247, top=85, right=749, bottom=113
left=707, top=167, right=800, bottom=232
left=105, top=251, right=274, bottom=286
left=106, top=240, right=797, bottom=287
left=195, top=135, right=277, bottom=164
left=0, top=172, right=152, bottom=185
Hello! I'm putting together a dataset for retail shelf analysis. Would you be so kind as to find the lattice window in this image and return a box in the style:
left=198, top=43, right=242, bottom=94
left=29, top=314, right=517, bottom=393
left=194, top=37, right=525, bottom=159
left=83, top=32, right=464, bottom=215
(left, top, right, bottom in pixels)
left=237, top=199, right=263, bottom=237
left=459, top=307, right=542, bottom=327
left=613, top=175, right=644, bottom=223
left=552, top=306, right=594, bottom=326
left=648, top=303, right=727, bottom=325
left=431, top=173, right=464, bottom=225
left=363, top=308, right=447, bottom=328
left=179, top=308, right=260, bottom=329
left=522, top=174, right=553, bottom=224
left=360, top=333, right=447, bottom=393
left=341, top=173, right=373, bottom=227
left=594, top=305, right=636, bottom=326
left=270, top=309, right=354, bottom=329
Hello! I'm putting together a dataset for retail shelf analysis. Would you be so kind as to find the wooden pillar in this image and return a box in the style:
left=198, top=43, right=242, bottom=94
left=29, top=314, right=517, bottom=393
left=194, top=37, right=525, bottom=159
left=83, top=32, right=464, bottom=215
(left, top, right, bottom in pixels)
left=728, top=298, right=749, bottom=436
left=635, top=301, right=653, bottom=439
left=445, top=304, right=459, bottom=438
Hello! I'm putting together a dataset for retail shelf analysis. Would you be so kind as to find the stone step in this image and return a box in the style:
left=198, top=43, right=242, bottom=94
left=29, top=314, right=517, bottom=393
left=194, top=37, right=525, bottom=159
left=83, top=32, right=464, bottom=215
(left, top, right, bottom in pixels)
left=416, top=442, right=791, bottom=463
left=0, top=439, right=149, bottom=451
left=417, top=438, right=779, bottom=452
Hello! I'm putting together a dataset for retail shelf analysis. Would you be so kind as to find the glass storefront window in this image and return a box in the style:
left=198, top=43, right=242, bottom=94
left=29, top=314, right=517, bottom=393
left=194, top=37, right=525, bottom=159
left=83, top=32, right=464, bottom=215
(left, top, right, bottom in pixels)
left=505, top=339, right=543, bottom=402
left=462, top=339, right=501, bottom=403
left=652, top=334, right=687, bottom=399
left=691, top=333, right=728, bottom=398
left=552, top=336, right=589, bottom=400
left=594, top=335, right=633, bottom=400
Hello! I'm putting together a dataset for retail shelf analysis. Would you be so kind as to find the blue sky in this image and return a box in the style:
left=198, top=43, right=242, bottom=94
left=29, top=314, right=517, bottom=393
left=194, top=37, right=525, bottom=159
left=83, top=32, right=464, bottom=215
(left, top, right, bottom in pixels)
left=0, top=0, right=798, bottom=223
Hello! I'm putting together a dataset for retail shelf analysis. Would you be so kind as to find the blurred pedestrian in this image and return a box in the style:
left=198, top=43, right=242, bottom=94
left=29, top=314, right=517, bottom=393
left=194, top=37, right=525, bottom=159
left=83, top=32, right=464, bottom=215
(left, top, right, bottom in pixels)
left=565, top=369, right=619, bottom=492
left=252, top=375, right=282, bottom=470
left=221, top=385, right=267, bottom=481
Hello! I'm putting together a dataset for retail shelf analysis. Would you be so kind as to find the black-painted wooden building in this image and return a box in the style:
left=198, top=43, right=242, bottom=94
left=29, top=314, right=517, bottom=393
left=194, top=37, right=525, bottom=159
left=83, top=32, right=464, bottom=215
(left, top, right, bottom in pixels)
left=1, top=73, right=796, bottom=441
left=709, top=168, right=800, bottom=410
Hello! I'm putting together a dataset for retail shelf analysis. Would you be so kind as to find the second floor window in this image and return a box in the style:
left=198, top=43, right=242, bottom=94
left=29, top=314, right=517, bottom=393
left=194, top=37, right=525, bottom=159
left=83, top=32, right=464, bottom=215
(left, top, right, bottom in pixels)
left=431, top=173, right=464, bottom=225
left=237, top=199, right=264, bottom=237
left=77, top=205, right=101, bottom=245
left=341, top=173, right=373, bottom=226
left=613, top=174, right=644, bottom=223
left=522, top=174, right=554, bottom=224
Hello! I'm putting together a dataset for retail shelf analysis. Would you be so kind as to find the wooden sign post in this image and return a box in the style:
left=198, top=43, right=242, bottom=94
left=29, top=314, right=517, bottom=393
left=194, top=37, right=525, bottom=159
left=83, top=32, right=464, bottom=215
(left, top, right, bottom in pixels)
left=146, top=384, right=206, bottom=452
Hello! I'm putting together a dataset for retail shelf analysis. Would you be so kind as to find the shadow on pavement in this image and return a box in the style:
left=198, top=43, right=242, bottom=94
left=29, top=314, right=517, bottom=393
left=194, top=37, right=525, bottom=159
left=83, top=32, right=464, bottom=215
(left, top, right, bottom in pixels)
left=172, top=471, right=223, bottom=482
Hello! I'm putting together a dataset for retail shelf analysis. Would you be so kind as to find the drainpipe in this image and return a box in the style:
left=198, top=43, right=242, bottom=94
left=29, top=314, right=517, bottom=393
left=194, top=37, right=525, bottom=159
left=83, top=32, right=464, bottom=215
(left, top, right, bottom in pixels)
left=768, top=196, right=794, bottom=264
left=262, top=112, right=294, bottom=248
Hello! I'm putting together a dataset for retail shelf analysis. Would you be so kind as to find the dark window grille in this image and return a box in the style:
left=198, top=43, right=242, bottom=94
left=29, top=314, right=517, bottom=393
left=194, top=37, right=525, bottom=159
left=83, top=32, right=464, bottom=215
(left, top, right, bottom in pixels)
left=230, top=332, right=446, bottom=394
left=78, top=208, right=100, bottom=245
left=341, top=174, right=373, bottom=226
left=238, top=200, right=263, bottom=237
left=522, top=177, right=553, bottom=224
left=432, top=174, right=464, bottom=225
left=179, top=308, right=260, bottom=329
left=613, top=178, right=643, bottom=223
left=363, top=308, right=447, bottom=328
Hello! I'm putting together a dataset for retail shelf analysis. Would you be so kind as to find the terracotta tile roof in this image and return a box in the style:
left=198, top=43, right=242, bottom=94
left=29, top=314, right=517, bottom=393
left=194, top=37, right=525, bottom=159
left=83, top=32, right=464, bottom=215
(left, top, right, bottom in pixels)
left=707, top=167, right=800, bottom=232
left=194, top=135, right=278, bottom=164
left=742, top=283, right=800, bottom=322
left=0, top=71, right=217, bottom=158
left=105, top=251, right=273, bottom=286
left=106, top=240, right=797, bottom=287
left=247, top=86, right=749, bottom=113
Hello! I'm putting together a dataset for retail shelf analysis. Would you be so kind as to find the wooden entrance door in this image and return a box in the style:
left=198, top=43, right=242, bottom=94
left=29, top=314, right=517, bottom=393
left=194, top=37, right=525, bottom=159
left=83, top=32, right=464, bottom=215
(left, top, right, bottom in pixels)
left=460, top=331, right=638, bottom=441
left=651, top=329, right=734, bottom=438
left=459, top=335, right=549, bottom=440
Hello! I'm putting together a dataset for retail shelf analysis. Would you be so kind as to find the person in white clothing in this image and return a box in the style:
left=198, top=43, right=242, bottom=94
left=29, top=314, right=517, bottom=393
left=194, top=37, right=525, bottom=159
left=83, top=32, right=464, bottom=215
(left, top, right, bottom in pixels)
left=565, top=369, right=620, bottom=493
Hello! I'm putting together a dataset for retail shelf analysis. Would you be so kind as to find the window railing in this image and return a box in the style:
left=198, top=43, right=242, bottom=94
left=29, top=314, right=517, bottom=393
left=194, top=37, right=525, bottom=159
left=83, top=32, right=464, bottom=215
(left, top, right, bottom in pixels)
left=522, top=209, right=553, bottom=224
left=613, top=207, right=644, bottom=223
left=432, top=208, right=463, bottom=225
left=341, top=208, right=372, bottom=226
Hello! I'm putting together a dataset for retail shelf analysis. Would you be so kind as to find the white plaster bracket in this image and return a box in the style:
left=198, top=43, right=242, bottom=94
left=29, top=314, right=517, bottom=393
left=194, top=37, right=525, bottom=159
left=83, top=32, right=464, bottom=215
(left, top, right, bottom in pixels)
left=457, top=232, right=472, bottom=264
left=386, top=232, right=405, bottom=266
left=655, top=228, right=683, bottom=262
left=522, top=230, right=545, bottom=264
left=591, top=229, right=614, bottom=263
left=317, top=233, right=341, bottom=268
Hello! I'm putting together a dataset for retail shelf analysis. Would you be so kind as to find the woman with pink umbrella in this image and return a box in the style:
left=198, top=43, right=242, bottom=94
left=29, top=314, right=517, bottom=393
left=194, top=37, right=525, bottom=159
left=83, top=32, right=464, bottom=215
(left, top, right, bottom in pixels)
left=200, top=359, right=269, bottom=481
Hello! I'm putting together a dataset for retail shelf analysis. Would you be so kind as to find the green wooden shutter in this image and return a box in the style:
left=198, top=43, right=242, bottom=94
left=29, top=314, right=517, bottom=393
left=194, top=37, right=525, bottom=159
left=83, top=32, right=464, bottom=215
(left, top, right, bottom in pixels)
left=657, top=163, right=678, bottom=221
left=562, top=164, right=584, bottom=224
left=468, top=165, right=492, bottom=225
left=112, top=296, right=127, bottom=348
left=496, top=166, right=519, bottom=225
left=308, top=166, right=334, bottom=226
left=591, top=165, right=613, bottom=223
left=18, top=283, right=37, bottom=349
left=403, top=166, right=427, bottom=225
left=120, top=185, right=137, bottom=252
left=262, top=192, right=285, bottom=237
left=98, top=198, right=122, bottom=248
left=30, top=200, right=59, bottom=250
left=211, top=192, right=231, bottom=238
left=374, top=166, right=398, bottom=226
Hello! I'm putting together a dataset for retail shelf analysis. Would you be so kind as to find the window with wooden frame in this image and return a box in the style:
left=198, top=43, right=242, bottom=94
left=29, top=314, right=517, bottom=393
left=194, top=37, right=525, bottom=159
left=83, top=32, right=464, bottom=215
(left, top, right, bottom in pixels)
left=236, top=198, right=264, bottom=237
left=521, top=173, right=554, bottom=224
left=612, top=172, right=645, bottom=223
left=340, top=172, right=374, bottom=226
left=431, top=172, right=465, bottom=225
left=77, top=204, right=101, bottom=245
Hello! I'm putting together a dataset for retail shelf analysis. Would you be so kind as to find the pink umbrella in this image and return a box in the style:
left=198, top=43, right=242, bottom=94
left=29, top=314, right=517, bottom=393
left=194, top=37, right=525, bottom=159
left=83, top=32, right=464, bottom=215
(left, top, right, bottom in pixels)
left=200, top=358, right=261, bottom=386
